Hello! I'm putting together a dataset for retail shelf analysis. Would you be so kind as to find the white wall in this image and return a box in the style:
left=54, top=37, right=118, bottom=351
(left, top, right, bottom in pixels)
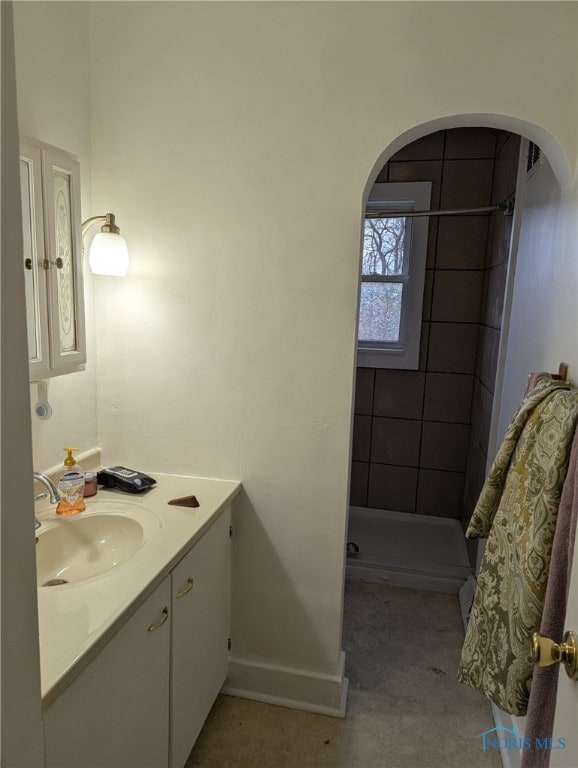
left=13, top=0, right=96, bottom=472
left=88, top=1, right=577, bottom=709
left=498, top=159, right=578, bottom=440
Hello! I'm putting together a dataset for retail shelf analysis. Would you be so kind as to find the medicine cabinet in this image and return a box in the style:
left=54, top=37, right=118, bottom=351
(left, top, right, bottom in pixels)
left=20, top=138, right=86, bottom=381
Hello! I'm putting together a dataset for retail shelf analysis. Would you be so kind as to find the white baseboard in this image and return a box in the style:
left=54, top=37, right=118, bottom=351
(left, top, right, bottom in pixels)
left=222, top=651, right=349, bottom=718
left=459, top=575, right=478, bottom=629
left=491, top=703, right=527, bottom=768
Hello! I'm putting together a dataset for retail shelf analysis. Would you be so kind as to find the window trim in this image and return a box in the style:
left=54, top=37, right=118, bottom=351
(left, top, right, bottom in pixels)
left=357, top=181, right=431, bottom=370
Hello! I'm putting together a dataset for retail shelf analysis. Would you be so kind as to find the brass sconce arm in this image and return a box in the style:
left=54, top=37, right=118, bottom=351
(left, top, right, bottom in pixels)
left=81, top=213, right=121, bottom=238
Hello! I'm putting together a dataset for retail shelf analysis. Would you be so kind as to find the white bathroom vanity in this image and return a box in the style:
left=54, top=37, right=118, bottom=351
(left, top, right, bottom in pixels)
left=35, top=473, right=241, bottom=768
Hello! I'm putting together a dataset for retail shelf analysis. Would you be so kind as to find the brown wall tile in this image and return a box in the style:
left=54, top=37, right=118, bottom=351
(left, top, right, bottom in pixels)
left=440, top=159, right=494, bottom=209
left=483, top=262, right=507, bottom=329
left=419, top=322, right=430, bottom=371
left=498, top=133, right=521, bottom=161
left=428, top=323, right=478, bottom=374
left=487, top=212, right=513, bottom=268
left=423, top=373, right=473, bottom=423
left=463, top=429, right=488, bottom=531
left=373, top=370, right=425, bottom=420
left=388, top=160, right=443, bottom=207
left=352, top=414, right=372, bottom=462
left=495, top=131, right=512, bottom=155
left=420, top=421, right=469, bottom=472
left=465, top=429, right=488, bottom=505
left=422, top=269, right=434, bottom=320
left=431, top=271, right=483, bottom=323
left=355, top=367, right=374, bottom=415
left=470, top=379, right=493, bottom=452
left=492, top=155, right=519, bottom=206
left=370, top=417, right=421, bottom=466
left=375, top=163, right=389, bottom=183
left=368, top=464, right=418, bottom=512
left=436, top=216, right=489, bottom=270
left=416, top=469, right=465, bottom=519
left=391, top=131, right=445, bottom=162
left=425, top=219, right=439, bottom=269
left=350, top=462, right=369, bottom=507
left=444, top=128, right=498, bottom=159
left=477, top=325, right=500, bottom=394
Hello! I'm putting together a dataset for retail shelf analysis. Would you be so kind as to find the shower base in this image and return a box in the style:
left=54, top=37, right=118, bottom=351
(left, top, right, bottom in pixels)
left=346, top=506, right=472, bottom=594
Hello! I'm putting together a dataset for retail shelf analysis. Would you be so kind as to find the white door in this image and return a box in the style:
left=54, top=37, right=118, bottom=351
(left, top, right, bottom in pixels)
left=550, top=534, right=578, bottom=768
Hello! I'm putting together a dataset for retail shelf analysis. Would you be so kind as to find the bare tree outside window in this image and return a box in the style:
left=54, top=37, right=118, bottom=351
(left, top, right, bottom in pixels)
left=362, top=217, right=406, bottom=276
left=359, top=217, right=406, bottom=343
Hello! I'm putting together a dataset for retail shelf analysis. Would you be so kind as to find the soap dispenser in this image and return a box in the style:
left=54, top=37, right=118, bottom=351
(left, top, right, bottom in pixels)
left=56, top=447, right=86, bottom=515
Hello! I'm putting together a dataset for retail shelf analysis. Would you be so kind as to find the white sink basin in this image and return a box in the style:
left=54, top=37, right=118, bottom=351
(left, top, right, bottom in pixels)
left=36, top=501, right=163, bottom=587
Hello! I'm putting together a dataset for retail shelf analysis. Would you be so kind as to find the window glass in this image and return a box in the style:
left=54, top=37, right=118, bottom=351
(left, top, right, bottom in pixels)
left=357, top=182, right=431, bottom=370
left=362, top=217, right=407, bottom=276
left=359, top=283, right=403, bottom=343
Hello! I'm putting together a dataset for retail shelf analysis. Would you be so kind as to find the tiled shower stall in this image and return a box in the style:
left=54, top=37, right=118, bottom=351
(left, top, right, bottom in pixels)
left=349, top=128, right=520, bottom=565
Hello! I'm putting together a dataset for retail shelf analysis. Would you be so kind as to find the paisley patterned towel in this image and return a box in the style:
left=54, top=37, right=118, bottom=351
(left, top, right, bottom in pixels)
left=458, top=378, right=578, bottom=715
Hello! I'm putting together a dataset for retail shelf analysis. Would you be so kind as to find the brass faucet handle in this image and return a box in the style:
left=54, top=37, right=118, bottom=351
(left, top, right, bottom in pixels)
left=531, top=631, right=577, bottom=679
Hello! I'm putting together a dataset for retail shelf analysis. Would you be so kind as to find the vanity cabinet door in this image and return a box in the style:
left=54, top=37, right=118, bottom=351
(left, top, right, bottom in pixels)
left=44, top=576, right=171, bottom=768
left=170, top=507, right=231, bottom=768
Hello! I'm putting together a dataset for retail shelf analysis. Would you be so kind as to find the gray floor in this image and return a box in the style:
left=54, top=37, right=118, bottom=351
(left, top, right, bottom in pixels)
left=186, top=581, right=501, bottom=768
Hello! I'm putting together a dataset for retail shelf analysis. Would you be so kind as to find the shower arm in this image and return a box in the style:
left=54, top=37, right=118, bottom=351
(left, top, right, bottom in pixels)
left=365, top=200, right=514, bottom=219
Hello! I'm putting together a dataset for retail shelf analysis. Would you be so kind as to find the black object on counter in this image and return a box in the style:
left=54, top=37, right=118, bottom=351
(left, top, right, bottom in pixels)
left=97, top=466, right=156, bottom=494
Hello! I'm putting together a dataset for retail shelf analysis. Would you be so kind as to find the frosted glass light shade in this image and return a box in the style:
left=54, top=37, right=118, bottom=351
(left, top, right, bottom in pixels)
left=89, top=232, right=129, bottom=276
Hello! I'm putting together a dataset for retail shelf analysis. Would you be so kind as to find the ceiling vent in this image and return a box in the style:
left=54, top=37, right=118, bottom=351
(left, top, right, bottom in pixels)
left=526, top=141, right=542, bottom=180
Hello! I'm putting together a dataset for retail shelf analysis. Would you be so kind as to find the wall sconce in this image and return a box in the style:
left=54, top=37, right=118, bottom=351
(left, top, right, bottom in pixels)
left=82, top=213, right=129, bottom=276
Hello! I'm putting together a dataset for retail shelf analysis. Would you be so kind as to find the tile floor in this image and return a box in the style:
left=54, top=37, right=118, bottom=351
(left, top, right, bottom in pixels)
left=186, top=581, right=501, bottom=768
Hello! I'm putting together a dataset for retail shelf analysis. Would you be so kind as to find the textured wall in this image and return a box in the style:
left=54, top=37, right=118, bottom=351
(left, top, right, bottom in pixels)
left=87, top=1, right=578, bottom=706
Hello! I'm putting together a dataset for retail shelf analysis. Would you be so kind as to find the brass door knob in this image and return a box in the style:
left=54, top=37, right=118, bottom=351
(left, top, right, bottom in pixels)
left=531, top=631, right=577, bottom=679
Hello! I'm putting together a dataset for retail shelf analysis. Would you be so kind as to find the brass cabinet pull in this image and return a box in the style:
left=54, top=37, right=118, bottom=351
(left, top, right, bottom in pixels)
left=26, top=258, right=50, bottom=271
left=176, top=577, right=194, bottom=599
left=531, top=631, right=577, bottom=679
left=25, top=258, right=62, bottom=270
left=148, top=607, right=169, bottom=632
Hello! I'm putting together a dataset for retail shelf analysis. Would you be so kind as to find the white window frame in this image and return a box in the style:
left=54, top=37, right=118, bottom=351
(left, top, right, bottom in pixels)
left=357, top=181, right=431, bottom=370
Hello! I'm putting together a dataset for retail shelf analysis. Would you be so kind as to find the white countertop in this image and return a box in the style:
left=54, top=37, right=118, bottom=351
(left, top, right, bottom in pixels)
left=36, top=473, right=241, bottom=708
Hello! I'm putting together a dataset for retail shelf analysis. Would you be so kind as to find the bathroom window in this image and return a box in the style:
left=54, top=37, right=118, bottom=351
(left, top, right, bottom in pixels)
left=357, top=182, right=431, bottom=369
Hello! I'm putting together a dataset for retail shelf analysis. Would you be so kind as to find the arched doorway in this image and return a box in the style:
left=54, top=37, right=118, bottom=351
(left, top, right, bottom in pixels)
left=343, top=118, right=576, bottom=763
